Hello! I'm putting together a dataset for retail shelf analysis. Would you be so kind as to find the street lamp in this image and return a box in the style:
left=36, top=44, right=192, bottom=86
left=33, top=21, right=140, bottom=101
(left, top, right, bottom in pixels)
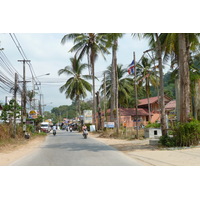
left=31, top=73, right=50, bottom=110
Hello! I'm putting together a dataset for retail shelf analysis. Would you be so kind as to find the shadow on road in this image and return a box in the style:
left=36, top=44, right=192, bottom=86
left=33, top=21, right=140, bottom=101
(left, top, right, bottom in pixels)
left=41, top=139, right=118, bottom=152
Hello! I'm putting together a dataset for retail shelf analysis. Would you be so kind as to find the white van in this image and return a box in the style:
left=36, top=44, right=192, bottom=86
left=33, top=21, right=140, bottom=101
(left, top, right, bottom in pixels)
left=40, top=122, right=51, bottom=133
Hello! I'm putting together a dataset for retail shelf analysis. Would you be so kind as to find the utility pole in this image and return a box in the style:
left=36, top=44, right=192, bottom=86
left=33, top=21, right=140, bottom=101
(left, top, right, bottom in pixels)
left=5, top=96, right=8, bottom=104
left=39, top=93, right=42, bottom=117
left=134, top=52, right=139, bottom=139
left=13, top=73, right=18, bottom=138
left=18, top=59, right=30, bottom=139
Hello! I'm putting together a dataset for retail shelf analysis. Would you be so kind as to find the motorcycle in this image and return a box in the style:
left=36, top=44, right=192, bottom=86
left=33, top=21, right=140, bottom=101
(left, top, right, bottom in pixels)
left=53, top=129, right=56, bottom=136
left=70, top=127, right=72, bottom=132
left=83, top=129, right=88, bottom=139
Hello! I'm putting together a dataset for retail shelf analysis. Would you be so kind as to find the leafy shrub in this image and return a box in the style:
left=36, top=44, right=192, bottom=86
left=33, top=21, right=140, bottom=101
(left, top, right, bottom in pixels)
left=159, top=120, right=200, bottom=147
left=26, top=124, right=35, bottom=133
left=159, top=135, right=176, bottom=147
left=172, top=120, right=200, bottom=147
left=145, top=122, right=160, bottom=128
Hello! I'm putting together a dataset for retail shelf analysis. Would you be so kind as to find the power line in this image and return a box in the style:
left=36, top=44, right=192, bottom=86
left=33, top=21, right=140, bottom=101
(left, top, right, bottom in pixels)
left=9, top=33, right=42, bottom=95
left=0, top=50, right=22, bottom=79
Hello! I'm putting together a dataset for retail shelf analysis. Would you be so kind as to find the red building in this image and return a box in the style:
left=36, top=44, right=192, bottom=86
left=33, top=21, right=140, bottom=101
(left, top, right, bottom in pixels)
left=102, top=96, right=172, bottom=128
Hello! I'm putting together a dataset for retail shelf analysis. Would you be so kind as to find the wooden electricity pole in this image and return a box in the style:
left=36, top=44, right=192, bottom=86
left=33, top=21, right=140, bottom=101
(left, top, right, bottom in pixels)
left=13, top=73, right=18, bottom=138
left=134, top=52, right=139, bottom=139
left=18, top=59, right=30, bottom=138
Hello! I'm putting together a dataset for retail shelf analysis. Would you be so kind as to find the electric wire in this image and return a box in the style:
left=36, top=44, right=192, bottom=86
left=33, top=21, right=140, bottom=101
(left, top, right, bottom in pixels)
left=9, top=33, right=42, bottom=98
left=0, top=50, right=23, bottom=79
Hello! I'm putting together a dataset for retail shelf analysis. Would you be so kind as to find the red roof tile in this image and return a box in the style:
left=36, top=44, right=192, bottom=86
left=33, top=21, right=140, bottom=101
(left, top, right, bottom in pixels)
left=138, top=96, right=171, bottom=106
left=106, top=108, right=152, bottom=116
left=165, top=100, right=176, bottom=110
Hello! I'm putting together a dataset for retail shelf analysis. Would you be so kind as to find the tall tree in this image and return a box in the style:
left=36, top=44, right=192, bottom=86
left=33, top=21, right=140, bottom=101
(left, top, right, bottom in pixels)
left=137, top=56, right=159, bottom=121
left=27, top=90, right=35, bottom=110
left=58, top=57, right=92, bottom=116
left=142, top=33, right=167, bottom=135
left=100, top=64, right=133, bottom=108
left=61, top=33, right=110, bottom=128
left=104, top=33, right=123, bottom=134
left=160, top=33, right=200, bottom=122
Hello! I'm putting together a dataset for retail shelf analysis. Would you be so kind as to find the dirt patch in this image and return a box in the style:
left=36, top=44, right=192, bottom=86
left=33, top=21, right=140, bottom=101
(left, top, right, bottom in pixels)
left=89, top=132, right=157, bottom=151
left=89, top=132, right=200, bottom=166
left=0, top=136, right=46, bottom=166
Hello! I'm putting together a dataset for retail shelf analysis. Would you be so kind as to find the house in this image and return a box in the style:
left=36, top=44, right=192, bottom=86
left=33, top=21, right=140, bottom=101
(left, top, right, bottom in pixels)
left=165, top=100, right=176, bottom=120
left=138, top=96, right=171, bottom=123
left=100, top=96, right=172, bottom=128
left=103, top=108, right=153, bottom=128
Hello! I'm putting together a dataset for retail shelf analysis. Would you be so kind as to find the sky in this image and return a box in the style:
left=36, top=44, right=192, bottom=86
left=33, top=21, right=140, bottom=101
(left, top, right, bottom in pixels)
left=0, top=33, right=152, bottom=110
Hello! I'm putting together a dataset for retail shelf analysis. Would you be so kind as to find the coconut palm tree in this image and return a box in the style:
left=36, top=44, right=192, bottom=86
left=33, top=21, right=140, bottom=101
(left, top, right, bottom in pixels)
left=104, top=33, right=124, bottom=134
left=100, top=64, right=133, bottom=108
left=61, top=33, right=110, bottom=127
left=27, top=90, right=35, bottom=110
left=141, top=33, right=167, bottom=135
left=160, top=33, right=200, bottom=122
left=137, top=56, right=159, bottom=121
left=58, top=57, right=92, bottom=116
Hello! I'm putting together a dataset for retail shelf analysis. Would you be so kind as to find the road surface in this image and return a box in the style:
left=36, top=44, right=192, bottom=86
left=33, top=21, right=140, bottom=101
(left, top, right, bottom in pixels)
left=11, top=130, right=140, bottom=166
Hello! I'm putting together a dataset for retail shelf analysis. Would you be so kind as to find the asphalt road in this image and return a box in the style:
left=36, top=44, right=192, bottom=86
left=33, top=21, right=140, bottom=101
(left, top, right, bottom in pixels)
left=11, top=130, right=140, bottom=166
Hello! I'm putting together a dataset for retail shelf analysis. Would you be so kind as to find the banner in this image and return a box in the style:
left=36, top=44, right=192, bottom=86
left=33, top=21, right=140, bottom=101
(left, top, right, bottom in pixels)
left=83, top=110, right=93, bottom=124
left=28, top=110, right=38, bottom=119
left=104, top=122, right=115, bottom=128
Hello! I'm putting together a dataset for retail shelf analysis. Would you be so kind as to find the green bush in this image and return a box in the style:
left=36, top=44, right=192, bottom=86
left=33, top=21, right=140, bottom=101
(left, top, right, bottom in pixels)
left=172, top=120, right=200, bottom=147
left=159, top=120, right=200, bottom=147
left=159, top=135, right=176, bottom=147
left=26, top=124, right=35, bottom=133
left=145, top=122, right=160, bottom=128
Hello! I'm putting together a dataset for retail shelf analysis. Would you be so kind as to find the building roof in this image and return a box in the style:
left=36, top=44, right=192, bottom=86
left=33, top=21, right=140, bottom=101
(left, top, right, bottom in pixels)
left=165, top=100, right=176, bottom=110
left=119, top=108, right=152, bottom=116
left=138, top=96, right=171, bottom=106
left=106, top=108, right=152, bottom=116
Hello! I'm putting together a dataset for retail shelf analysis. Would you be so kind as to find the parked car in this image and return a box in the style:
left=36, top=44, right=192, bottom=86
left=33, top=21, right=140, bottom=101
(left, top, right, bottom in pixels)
left=40, top=122, right=51, bottom=133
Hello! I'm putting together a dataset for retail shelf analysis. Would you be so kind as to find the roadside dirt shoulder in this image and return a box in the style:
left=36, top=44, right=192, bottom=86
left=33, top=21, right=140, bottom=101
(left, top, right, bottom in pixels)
left=0, top=136, right=46, bottom=166
left=89, top=132, right=200, bottom=166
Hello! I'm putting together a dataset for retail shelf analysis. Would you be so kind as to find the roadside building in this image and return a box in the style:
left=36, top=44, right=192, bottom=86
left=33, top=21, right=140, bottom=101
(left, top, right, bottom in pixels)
left=100, top=96, right=172, bottom=128
left=138, top=96, right=171, bottom=123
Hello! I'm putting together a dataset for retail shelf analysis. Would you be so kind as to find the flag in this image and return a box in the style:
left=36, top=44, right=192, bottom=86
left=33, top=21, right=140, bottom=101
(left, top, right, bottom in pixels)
left=128, top=60, right=135, bottom=74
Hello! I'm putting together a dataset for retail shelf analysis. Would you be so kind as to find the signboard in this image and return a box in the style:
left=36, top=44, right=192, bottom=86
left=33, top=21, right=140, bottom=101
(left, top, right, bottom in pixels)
left=28, top=110, right=38, bottom=119
left=104, top=122, right=115, bottom=128
left=83, top=110, right=93, bottom=124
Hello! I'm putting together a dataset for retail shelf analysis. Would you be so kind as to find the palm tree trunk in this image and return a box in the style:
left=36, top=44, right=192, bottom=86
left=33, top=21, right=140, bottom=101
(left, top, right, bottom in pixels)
left=110, top=46, right=116, bottom=122
left=113, top=39, right=119, bottom=135
left=77, top=96, right=81, bottom=118
left=146, top=78, right=151, bottom=122
left=91, top=50, right=96, bottom=128
left=155, top=33, right=167, bottom=135
left=178, top=33, right=191, bottom=122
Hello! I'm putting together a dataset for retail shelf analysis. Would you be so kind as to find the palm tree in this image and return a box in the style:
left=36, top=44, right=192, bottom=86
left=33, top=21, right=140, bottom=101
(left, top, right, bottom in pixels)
left=27, top=90, right=35, bottom=110
left=58, top=57, right=92, bottom=116
left=100, top=64, right=133, bottom=109
left=104, top=33, right=123, bottom=134
left=141, top=33, right=167, bottom=135
left=61, top=33, right=110, bottom=127
left=137, top=56, right=159, bottom=121
left=160, top=33, right=200, bottom=122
